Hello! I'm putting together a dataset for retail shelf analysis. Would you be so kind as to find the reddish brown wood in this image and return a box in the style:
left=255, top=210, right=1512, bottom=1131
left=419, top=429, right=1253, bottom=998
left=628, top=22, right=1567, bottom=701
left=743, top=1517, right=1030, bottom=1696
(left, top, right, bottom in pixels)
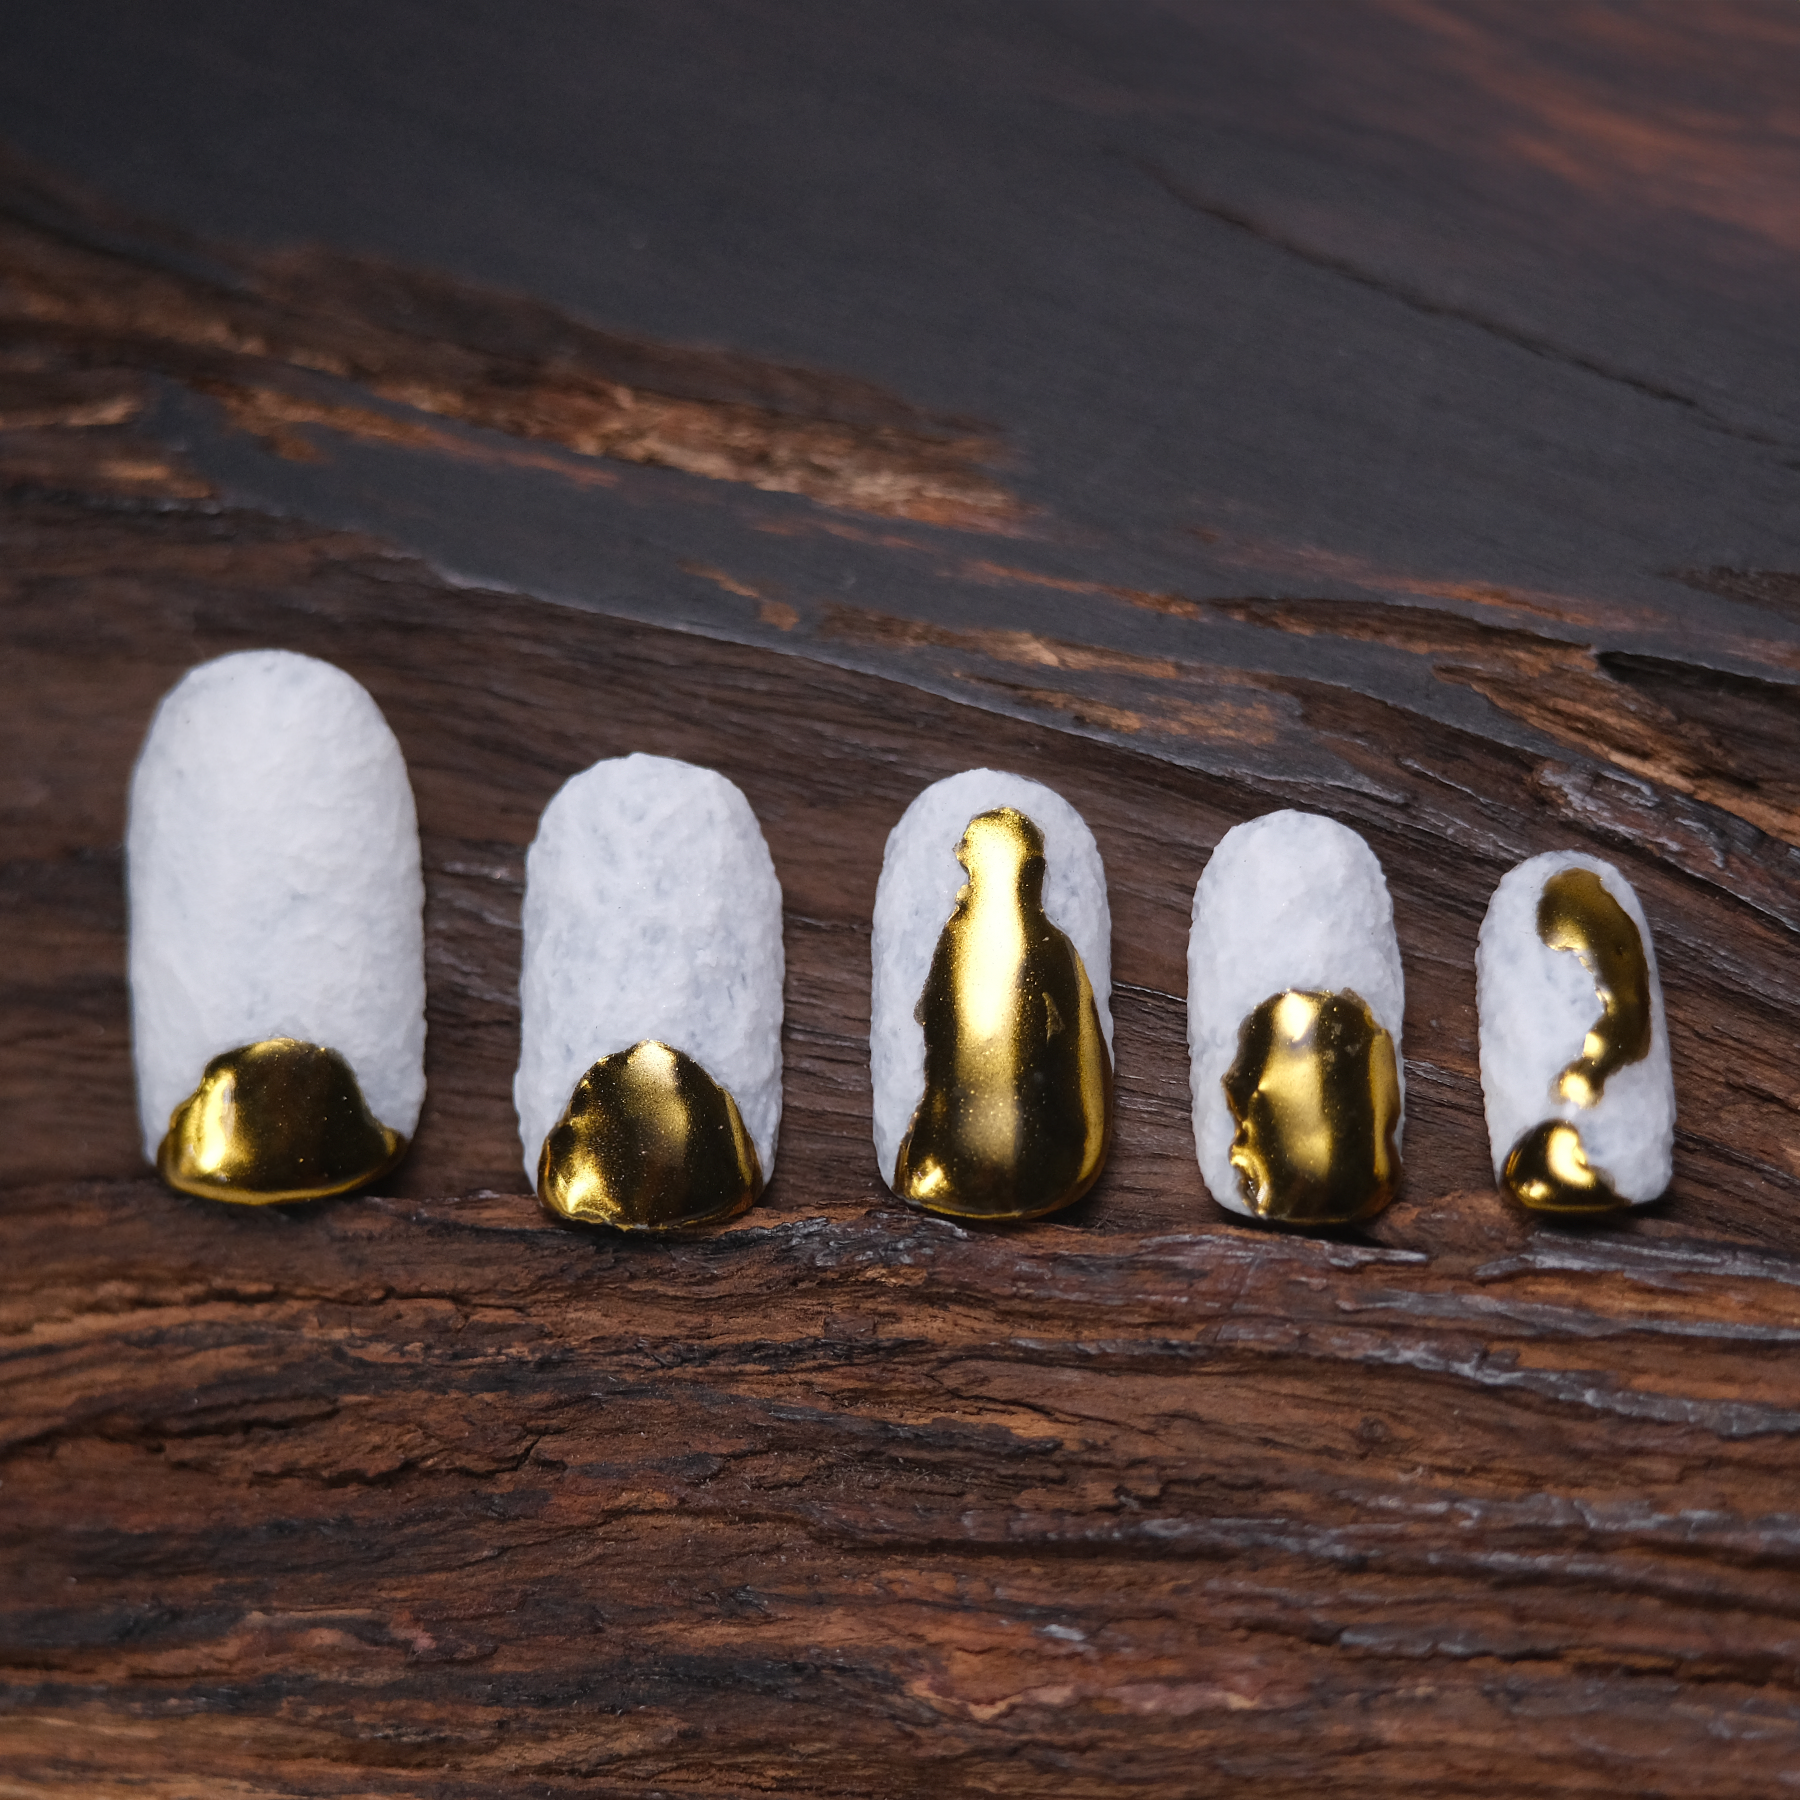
left=5, top=483, right=1800, bottom=1794
left=4, top=3, right=1800, bottom=1790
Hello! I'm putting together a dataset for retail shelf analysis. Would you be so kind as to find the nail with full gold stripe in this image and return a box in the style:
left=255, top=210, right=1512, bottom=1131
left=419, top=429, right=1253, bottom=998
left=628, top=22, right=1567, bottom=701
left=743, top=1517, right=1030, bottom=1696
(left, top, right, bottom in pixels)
left=1477, top=851, right=1673, bottom=1213
left=871, top=768, right=1114, bottom=1222
left=1188, top=811, right=1405, bottom=1227
left=128, top=650, right=425, bottom=1203
left=515, top=754, right=783, bottom=1231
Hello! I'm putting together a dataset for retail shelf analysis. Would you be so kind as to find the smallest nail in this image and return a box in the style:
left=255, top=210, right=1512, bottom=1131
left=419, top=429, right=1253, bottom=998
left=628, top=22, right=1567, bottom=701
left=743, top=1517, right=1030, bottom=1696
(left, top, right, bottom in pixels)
left=1477, top=852, right=1673, bottom=1213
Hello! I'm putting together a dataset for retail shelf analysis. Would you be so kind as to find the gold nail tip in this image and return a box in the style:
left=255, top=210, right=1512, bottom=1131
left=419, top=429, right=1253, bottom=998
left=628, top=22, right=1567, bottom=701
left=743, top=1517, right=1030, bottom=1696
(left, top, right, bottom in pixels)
left=127, top=650, right=427, bottom=1177
left=871, top=772, right=1114, bottom=1222
left=513, top=755, right=784, bottom=1207
left=1220, top=988, right=1403, bottom=1226
left=537, top=1040, right=763, bottom=1231
left=1476, top=852, right=1673, bottom=1209
left=156, top=1038, right=408, bottom=1204
left=1187, top=812, right=1405, bottom=1225
left=1501, top=1119, right=1626, bottom=1215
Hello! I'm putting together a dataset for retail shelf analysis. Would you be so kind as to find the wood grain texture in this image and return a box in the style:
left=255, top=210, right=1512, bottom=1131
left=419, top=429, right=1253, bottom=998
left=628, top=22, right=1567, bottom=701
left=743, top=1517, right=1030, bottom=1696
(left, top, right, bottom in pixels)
left=5, top=0, right=1797, bottom=755
left=6, top=489, right=1800, bottom=1795
left=4, top=1, right=1800, bottom=1792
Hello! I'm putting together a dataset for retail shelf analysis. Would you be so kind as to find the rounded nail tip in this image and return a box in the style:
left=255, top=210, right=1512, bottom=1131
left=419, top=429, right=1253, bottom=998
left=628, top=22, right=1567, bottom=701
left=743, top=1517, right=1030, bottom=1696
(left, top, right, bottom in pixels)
left=1498, top=1117, right=1658, bottom=1216
left=894, top=1184, right=1109, bottom=1225
left=1207, top=1152, right=1404, bottom=1229
left=885, top=1137, right=1108, bottom=1224
left=155, top=1133, right=410, bottom=1206
left=533, top=1041, right=768, bottom=1234
left=1502, top=1186, right=1635, bottom=1217
left=890, top=1063, right=1116, bottom=1225
left=1503, top=1189, right=1629, bottom=1218
left=152, top=1037, right=409, bottom=1205
left=537, top=1181, right=762, bottom=1234
left=1220, top=1165, right=1404, bottom=1229
left=1201, top=1143, right=1407, bottom=1228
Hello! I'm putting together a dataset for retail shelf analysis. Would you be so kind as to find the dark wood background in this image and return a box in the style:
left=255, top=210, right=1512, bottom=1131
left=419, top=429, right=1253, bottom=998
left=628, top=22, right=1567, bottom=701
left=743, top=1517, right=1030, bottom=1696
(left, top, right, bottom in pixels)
left=4, top=3, right=1800, bottom=1792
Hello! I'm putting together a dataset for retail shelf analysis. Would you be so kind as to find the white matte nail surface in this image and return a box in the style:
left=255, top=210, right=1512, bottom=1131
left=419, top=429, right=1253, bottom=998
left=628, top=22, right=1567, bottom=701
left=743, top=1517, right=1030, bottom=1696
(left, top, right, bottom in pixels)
left=128, top=649, right=426, bottom=1157
left=513, top=753, right=785, bottom=1183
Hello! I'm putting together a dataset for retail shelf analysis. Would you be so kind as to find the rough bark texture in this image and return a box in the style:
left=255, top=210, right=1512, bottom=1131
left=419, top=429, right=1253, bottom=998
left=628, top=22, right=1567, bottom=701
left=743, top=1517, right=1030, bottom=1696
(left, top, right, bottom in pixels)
left=4, top=2, right=1800, bottom=1793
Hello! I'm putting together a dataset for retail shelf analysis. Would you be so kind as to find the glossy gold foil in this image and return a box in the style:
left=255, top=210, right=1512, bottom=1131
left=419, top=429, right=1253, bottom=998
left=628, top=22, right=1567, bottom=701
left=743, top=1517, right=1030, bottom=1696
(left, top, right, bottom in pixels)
left=1223, top=989, right=1401, bottom=1225
left=538, top=1039, right=762, bottom=1231
left=157, top=1037, right=406, bottom=1204
left=1503, top=1118, right=1622, bottom=1213
left=1537, top=867, right=1652, bottom=1108
left=894, top=807, right=1113, bottom=1221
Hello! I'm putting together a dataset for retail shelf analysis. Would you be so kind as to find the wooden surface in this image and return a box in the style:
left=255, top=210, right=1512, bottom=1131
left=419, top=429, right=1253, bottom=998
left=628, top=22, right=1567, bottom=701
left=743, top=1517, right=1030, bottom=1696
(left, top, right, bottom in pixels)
left=4, top=4, right=1800, bottom=1793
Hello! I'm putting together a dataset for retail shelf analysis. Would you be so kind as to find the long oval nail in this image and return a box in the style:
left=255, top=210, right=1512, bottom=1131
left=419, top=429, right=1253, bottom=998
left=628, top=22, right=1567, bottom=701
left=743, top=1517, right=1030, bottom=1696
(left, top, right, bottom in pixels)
left=129, top=650, right=425, bottom=1203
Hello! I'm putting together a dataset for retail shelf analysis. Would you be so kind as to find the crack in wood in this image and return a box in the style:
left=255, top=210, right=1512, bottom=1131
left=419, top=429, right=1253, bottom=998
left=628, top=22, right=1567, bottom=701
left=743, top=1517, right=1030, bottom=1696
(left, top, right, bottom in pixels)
left=0, top=152, right=1022, bottom=530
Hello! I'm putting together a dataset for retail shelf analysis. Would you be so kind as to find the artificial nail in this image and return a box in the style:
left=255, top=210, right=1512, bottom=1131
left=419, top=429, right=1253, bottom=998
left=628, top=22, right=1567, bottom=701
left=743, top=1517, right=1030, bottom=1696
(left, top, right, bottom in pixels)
left=514, top=753, right=783, bottom=1231
left=1477, top=852, right=1673, bottom=1213
left=1189, top=810, right=1405, bottom=1226
left=871, top=768, right=1113, bottom=1222
left=128, top=650, right=425, bottom=1203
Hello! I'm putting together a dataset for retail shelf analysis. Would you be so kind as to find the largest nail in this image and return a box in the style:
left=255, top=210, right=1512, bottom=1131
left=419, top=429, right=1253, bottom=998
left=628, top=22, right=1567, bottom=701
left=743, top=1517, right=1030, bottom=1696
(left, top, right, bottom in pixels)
left=129, top=650, right=425, bottom=1203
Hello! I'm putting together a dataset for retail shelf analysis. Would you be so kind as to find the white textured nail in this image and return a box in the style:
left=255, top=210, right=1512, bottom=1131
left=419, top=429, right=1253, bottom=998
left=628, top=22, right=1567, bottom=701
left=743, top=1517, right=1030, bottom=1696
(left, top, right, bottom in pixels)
left=1477, top=851, right=1673, bottom=1211
left=515, top=753, right=783, bottom=1230
left=871, top=768, right=1113, bottom=1221
left=1189, top=810, right=1405, bottom=1225
left=128, top=649, right=425, bottom=1203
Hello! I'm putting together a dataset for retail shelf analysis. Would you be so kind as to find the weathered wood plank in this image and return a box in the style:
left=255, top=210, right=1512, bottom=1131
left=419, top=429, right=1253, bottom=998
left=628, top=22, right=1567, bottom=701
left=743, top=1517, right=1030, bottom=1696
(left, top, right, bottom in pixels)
left=4, top=1, right=1800, bottom=1790
left=5, top=487, right=1800, bottom=1793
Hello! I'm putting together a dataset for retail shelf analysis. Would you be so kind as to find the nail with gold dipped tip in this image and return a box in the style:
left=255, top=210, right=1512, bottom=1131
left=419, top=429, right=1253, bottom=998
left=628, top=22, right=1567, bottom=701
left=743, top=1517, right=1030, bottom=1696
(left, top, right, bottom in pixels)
left=158, top=1038, right=406, bottom=1205
left=538, top=1040, right=762, bottom=1230
left=1189, top=812, right=1406, bottom=1226
left=1478, top=851, right=1673, bottom=1212
left=1223, top=988, right=1401, bottom=1225
left=128, top=651, right=426, bottom=1203
left=872, top=770, right=1114, bottom=1222
left=515, top=755, right=784, bottom=1230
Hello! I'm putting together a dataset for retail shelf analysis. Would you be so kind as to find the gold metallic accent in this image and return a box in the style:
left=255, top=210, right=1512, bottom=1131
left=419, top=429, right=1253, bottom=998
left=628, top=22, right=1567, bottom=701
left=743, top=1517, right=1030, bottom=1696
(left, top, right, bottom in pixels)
left=157, top=1037, right=406, bottom=1205
left=893, top=807, right=1113, bottom=1221
left=1537, top=867, right=1651, bottom=1108
left=1223, top=989, right=1402, bottom=1225
left=1502, top=1118, right=1624, bottom=1213
left=538, top=1039, right=762, bottom=1231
